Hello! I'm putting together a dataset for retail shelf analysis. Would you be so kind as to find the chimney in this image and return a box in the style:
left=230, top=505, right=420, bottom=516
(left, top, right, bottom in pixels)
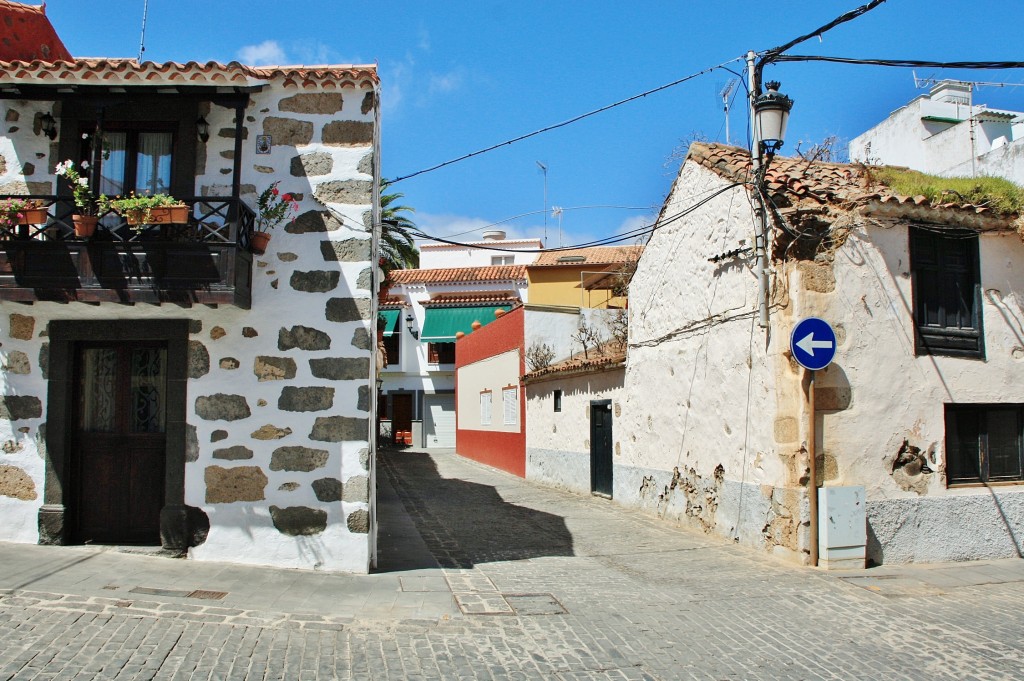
left=481, top=230, right=506, bottom=241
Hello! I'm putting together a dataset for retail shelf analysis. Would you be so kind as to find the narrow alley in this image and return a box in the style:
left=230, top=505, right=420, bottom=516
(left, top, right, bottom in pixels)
left=2, top=448, right=1023, bottom=679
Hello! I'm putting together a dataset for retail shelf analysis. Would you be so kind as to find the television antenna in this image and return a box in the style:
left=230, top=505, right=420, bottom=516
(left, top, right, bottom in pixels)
left=536, top=161, right=548, bottom=243
left=719, top=79, right=738, bottom=145
left=138, top=0, right=149, bottom=61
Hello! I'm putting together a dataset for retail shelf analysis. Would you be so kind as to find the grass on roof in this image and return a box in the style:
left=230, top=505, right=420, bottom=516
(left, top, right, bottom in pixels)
left=873, top=167, right=1024, bottom=214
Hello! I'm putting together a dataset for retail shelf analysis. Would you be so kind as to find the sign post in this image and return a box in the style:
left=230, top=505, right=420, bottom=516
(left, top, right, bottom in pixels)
left=790, top=317, right=837, bottom=567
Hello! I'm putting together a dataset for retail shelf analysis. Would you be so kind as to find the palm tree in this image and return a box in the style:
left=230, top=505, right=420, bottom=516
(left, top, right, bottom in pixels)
left=380, top=180, right=419, bottom=277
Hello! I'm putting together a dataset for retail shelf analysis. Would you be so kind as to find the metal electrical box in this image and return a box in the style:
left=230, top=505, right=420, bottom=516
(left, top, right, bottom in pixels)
left=818, top=486, right=866, bottom=570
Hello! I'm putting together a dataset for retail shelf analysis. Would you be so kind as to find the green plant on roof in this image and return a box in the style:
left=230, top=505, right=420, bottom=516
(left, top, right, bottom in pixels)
left=873, top=167, right=1024, bottom=215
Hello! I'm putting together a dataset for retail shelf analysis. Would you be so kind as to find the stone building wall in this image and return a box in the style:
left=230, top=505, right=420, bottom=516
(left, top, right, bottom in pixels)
left=620, top=161, right=806, bottom=563
left=0, top=75, right=379, bottom=573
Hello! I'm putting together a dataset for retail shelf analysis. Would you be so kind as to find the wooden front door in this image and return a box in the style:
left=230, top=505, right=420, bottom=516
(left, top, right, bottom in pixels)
left=391, top=393, right=413, bottom=435
left=74, top=343, right=167, bottom=545
left=590, top=400, right=613, bottom=498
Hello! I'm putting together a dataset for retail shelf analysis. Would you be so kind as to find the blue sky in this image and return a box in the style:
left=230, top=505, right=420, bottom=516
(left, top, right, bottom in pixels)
left=46, top=0, right=1024, bottom=251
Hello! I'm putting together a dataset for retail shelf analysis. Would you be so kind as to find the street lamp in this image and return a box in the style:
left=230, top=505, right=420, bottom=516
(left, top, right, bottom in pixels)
left=753, top=81, right=793, bottom=159
left=405, top=313, right=419, bottom=339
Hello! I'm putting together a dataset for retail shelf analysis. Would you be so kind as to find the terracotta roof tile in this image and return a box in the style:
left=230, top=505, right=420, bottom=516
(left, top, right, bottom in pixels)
left=525, top=341, right=626, bottom=381
left=687, top=142, right=1017, bottom=223
left=388, top=265, right=527, bottom=285
left=529, top=245, right=644, bottom=267
left=423, top=293, right=520, bottom=306
left=0, top=58, right=378, bottom=89
left=0, top=2, right=71, bottom=62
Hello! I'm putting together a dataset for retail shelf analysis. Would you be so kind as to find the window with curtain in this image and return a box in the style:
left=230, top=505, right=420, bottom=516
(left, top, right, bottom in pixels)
left=86, top=126, right=175, bottom=199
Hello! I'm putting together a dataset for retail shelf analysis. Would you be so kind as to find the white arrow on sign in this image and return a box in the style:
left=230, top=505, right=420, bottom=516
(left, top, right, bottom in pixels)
left=795, top=332, right=833, bottom=357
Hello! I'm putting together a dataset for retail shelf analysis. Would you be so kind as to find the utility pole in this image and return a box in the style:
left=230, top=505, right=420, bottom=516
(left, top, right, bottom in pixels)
left=747, top=51, right=770, bottom=330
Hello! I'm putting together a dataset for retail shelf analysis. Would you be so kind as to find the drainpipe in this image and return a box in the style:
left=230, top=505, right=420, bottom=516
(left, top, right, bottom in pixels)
left=747, top=51, right=770, bottom=329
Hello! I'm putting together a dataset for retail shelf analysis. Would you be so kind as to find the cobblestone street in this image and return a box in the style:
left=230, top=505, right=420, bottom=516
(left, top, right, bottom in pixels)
left=2, top=448, right=1024, bottom=680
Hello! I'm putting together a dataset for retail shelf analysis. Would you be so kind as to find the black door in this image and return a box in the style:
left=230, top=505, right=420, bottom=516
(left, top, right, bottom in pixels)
left=73, top=343, right=167, bottom=545
left=590, top=400, right=613, bottom=498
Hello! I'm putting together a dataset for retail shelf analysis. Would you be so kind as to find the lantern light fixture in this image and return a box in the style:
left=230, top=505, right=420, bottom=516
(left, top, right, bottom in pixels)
left=196, top=115, right=210, bottom=143
left=405, top=313, right=419, bottom=339
left=753, top=81, right=793, bottom=158
left=39, top=112, right=57, bottom=141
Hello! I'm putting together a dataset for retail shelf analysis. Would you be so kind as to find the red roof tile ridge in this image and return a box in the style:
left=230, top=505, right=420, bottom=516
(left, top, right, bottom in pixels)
left=0, top=1, right=72, bottom=62
left=0, top=58, right=379, bottom=85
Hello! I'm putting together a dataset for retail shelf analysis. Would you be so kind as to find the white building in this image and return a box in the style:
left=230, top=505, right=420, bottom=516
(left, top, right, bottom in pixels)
left=0, top=23, right=381, bottom=571
left=600, top=142, right=1024, bottom=566
left=378, top=231, right=540, bottom=448
left=850, top=80, right=1024, bottom=183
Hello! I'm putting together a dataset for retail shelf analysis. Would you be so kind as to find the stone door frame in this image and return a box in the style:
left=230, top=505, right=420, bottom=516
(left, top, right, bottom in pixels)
left=39, top=319, right=190, bottom=549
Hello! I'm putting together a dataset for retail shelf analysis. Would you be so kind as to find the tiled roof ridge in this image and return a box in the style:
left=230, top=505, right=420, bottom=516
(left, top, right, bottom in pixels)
left=387, top=264, right=528, bottom=284
left=0, top=58, right=379, bottom=86
left=0, top=1, right=45, bottom=15
left=686, top=142, right=1019, bottom=221
left=525, top=341, right=626, bottom=380
left=422, top=293, right=520, bottom=306
left=530, top=244, right=644, bottom=267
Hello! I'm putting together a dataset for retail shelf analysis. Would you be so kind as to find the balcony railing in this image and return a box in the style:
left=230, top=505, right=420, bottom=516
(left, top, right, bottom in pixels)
left=0, top=196, right=255, bottom=307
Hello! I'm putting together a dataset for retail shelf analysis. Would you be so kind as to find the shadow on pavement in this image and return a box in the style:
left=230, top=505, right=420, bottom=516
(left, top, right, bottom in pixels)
left=375, top=449, right=574, bottom=572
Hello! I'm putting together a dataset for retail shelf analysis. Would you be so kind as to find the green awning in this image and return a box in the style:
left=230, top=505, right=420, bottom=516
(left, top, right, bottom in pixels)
left=420, top=305, right=512, bottom=342
left=379, top=309, right=401, bottom=337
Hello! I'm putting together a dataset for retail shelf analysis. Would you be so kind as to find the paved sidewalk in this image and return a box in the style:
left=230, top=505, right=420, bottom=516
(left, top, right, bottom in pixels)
left=1, top=447, right=1023, bottom=680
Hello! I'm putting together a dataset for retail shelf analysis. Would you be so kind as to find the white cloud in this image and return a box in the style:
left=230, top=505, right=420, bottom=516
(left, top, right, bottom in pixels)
left=237, top=40, right=287, bottom=66
left=292, top=41, right=344, bottom=65
left=428, top=71, right=462, bottom=95
left=615, top=214, right=654, bottom=240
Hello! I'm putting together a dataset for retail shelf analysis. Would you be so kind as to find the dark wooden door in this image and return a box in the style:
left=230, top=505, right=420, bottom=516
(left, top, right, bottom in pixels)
left=590, top=400, right=613, bottom=497
left=392, top=393, right=413, bottom=434
left=74, top=344, right=167, bottom=545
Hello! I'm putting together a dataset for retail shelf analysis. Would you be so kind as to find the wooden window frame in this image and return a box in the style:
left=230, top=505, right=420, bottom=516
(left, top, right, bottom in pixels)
left=480, top=390, right=492, bottom=426
left=909, top=227, right=984, bottom=359
left=428, top=342, right=456, bottom=365
left=382, top=332, right=400, bottom=368
left=502, top=385, right=518, bottom=426
left=945, top=403, right=1024, bottom=485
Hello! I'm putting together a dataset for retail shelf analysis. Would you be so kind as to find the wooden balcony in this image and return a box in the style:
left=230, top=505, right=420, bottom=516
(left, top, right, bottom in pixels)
left=0, top=197, right=255, bottom=308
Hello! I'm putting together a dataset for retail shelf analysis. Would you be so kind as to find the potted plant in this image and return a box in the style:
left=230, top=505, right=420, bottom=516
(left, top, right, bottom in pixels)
left=249, top=181, right=299, bottom=254
left=55, top=160, right=111, bottom=237
left=0, top=198, right=48, bottom=233
left=110, top=192, right=189, bottom=227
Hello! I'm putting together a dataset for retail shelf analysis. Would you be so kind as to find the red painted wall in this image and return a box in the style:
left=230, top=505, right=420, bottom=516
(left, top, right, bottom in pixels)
left=455, top=307, right=526, bottom=476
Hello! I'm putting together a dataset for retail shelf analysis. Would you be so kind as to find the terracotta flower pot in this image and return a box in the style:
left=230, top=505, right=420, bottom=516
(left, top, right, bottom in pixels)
left=122, top=205, right=189, bottom=225
left=72, top=215, right=98, bottom=238
left=250, top=231, right=272, bottom=255
left=17, top=207, right=48, bottom=225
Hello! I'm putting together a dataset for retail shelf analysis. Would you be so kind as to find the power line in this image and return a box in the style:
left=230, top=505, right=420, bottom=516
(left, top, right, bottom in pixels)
left=772, top=55, right=1024, bottom=70
left=408, top=182, right=745, bottom=254
left=388, top=56, right=746, bottom=185
left=759, top=0, right=889, bottom=66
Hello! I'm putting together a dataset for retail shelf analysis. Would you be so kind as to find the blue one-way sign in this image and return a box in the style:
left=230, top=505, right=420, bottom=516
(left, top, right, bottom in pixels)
left=790, top=317, right=837, bottom=371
